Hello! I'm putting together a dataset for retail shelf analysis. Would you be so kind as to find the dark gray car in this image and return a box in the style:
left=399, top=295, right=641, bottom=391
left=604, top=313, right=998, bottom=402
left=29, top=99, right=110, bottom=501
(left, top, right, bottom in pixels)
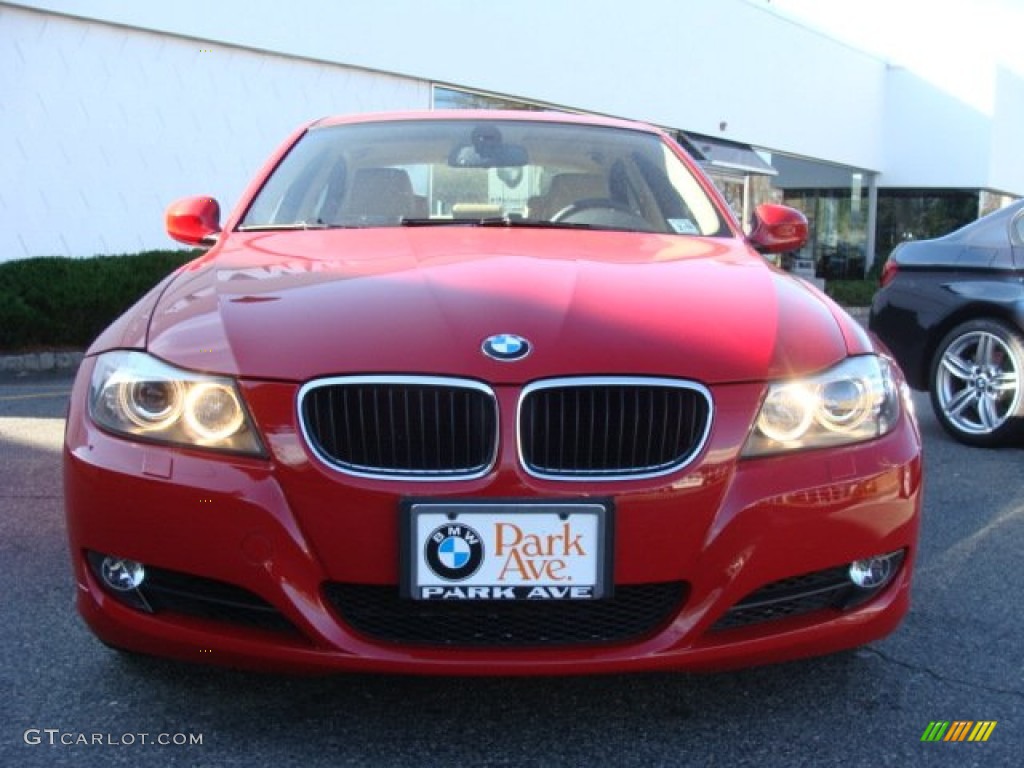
left=869, top=199, right=1024, bottom=446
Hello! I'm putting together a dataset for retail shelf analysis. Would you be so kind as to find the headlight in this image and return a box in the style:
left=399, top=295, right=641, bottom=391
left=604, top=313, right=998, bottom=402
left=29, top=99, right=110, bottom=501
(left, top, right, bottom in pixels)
left=742, top=355, right=900, bottom=457
left=89, top=351, right=264, bottom=455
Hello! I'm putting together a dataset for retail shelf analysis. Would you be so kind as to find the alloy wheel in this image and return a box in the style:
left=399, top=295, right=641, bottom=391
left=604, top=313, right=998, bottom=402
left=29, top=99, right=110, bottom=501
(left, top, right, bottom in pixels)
left=935, top=328, right=1022, bottom=438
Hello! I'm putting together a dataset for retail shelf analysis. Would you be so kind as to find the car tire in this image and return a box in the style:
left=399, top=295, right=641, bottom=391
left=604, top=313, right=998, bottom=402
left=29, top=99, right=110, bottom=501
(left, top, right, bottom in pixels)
left=929, top=318, right=1024, bottom=447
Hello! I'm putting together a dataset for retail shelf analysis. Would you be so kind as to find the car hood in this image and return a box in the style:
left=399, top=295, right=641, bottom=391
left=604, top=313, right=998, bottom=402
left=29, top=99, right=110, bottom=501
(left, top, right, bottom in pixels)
left=142, top=229, right=856, bottom=384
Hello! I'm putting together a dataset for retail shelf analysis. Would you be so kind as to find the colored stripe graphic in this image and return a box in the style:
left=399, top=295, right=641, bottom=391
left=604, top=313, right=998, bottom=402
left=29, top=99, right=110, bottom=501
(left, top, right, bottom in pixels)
left=944, top=721, right=972, bottom=741
left=968, top=722, right=997, bottom=742
left=921, top=721, right=996, bottom=742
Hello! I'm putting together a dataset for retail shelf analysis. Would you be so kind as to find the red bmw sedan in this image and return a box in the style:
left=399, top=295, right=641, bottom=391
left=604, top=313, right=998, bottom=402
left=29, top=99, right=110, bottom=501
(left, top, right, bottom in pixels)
left=64, top=111, right=922, bottom=674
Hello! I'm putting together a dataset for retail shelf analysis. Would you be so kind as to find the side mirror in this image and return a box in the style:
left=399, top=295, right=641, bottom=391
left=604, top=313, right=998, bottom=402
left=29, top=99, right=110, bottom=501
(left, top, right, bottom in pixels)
left=166, top=196, right=221, bottom=246
left=748, top=203, right=808, bottom=254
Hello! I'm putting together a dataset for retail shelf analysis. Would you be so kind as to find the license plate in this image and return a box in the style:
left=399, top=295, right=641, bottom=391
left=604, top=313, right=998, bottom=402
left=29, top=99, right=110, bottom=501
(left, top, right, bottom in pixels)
left=402, top=501, right=612, bottom=600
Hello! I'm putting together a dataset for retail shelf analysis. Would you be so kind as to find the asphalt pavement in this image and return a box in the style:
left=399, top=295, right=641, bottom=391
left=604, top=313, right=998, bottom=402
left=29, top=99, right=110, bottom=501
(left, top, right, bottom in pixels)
left=1, top=370, right=1021, bottom=767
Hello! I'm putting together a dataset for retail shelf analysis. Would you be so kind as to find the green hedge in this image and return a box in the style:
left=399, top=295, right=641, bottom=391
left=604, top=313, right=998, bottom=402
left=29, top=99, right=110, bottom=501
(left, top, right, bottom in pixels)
left=0, top=250, right=198, bottom=351
left=825, top=279, right=878, bottom=308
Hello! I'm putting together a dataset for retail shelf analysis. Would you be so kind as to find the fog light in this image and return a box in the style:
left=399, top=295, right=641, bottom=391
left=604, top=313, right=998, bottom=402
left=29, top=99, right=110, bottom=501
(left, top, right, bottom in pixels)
left=849, top=553, right=897, bottom=589
left=100, top=557, right=146, bottom=592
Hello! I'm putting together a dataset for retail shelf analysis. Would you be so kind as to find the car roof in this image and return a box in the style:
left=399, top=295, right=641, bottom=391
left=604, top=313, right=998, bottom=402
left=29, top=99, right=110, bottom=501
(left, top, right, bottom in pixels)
left=310, top=109, right=666, bottom=136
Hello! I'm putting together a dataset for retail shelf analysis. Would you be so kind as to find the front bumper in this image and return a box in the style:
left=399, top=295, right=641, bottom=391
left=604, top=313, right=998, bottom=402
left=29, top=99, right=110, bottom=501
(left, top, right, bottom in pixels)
left=64, top=361, right=923, bottom=675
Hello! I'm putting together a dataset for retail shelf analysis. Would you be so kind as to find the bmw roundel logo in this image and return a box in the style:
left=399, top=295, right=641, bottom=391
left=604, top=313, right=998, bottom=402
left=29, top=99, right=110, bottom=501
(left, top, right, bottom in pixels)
left=425, top=524, right=484, bottom=581
left=482, top=333, right=531, bottom=362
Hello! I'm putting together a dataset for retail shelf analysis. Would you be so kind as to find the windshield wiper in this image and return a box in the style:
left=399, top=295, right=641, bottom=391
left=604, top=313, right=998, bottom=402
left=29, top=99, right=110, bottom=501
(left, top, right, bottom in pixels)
left=478, top=216, right=600, bottom=230
left=399, top=218, right=478, bottom=227
left=238, top=220, right=356, bottom=231
left=400, top=216, right=599, bottom=230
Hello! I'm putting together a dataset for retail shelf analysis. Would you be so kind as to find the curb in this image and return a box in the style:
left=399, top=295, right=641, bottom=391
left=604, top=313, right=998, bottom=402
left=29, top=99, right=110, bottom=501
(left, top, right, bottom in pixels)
left=845, top=306, right=870, bottom=325
left=0, top=350, right=85, bottom=377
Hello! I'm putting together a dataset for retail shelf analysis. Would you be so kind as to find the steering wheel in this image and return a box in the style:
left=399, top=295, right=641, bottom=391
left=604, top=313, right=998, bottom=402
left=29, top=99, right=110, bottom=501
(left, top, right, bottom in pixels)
left=550, top=198, right=637, bottom=222
left=549, top=198, right=656, bottom=232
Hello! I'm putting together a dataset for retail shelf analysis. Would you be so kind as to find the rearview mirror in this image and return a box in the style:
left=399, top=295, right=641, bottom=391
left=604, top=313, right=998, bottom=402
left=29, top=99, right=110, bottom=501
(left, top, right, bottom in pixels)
left=449, top=143, right=529, bottom=168
left=747, top=204, right=808, bottom=254
left=449, top=124, right=528, bottom=168
left=166, top=196, right=221, bottom=246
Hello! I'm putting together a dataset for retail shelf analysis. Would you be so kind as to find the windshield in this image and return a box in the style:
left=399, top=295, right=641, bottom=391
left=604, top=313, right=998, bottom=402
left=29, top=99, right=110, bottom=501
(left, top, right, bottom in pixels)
left=240, top=119, right=728, bottom=236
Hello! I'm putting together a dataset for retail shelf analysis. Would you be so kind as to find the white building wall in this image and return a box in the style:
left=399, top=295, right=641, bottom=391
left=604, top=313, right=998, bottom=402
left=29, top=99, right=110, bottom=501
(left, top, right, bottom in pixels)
left=0, top=5, right=429, bottom=258
left=880, top=66, right=992, bottom=189
left=10, top=0, right=890, bottom=164
left=988, top=67, right=1024, bottom=196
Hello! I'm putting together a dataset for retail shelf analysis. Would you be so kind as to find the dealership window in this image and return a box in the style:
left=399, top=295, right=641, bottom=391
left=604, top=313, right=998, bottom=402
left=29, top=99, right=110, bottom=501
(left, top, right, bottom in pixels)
left=771, top=155, right=876, bottom=280
left=782, top=188, right=867, bottom=279
left=874, top=190, right=978, bottom=266
left=432, top=85, right=551, bottom=112
left=674, top=133, right=779, bottom=229
left=678, top=138, right=880, bottom=281
left=980, top=190, right=1017, bottom=217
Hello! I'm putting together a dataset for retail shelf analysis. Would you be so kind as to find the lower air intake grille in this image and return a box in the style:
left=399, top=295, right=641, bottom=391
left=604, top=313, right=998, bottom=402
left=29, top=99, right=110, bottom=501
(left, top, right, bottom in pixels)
left=323, top=582, right=687, bottom=647
left=519, top=378, right=712, bottom=479
left=711, top=566, right=854, bottom=632
left=141, top=568, right=299, bottom=635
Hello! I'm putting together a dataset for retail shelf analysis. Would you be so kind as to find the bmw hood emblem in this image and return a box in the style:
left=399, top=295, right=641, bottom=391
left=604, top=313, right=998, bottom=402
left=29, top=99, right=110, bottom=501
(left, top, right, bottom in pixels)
left=482, top=333, right=531, bottom=362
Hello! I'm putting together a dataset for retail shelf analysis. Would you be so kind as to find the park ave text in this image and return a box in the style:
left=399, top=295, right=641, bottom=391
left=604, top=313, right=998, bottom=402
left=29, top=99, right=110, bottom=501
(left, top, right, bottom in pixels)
left=422, top=521, right=595, bottom=600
